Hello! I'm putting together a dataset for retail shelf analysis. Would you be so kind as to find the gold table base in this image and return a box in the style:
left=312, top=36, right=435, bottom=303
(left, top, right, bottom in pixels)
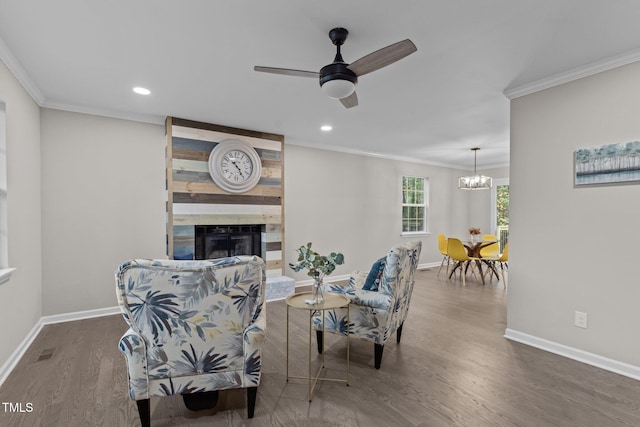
left=285, top=292, right=350, bottom=401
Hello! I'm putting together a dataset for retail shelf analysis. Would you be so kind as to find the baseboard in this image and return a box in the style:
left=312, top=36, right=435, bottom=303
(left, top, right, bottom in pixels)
left=504, top=328, right=640, bottom=381
left=0, top=319, right=44, bottom=387
left=0, top=306, right=122, bottom=387
left=41, top=306, right=121, bottom=325
left=293, top=273, right=351, bottom=288
left=418, top=262, right=441, bottom=270
left=265, top=295, right=289, bottom=302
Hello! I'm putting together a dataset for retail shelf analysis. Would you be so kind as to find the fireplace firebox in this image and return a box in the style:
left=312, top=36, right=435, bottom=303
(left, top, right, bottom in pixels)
left=194, top=225, right=262, bottom=260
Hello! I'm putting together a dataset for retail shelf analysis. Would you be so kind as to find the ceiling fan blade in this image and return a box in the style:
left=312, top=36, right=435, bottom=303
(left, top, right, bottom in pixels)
left=347, top=39, right=417, bottom=77
left=340, top=91, right=358, bottom=109
left=254, top=66, right=319, bottom=78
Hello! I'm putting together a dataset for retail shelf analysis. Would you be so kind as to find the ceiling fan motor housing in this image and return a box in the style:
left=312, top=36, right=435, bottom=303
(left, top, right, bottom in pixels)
left=319, top=27, right=357, bottom=98
left=319, top=62, right=357, bottom=87
left=319, top=63, right=357, bottom=99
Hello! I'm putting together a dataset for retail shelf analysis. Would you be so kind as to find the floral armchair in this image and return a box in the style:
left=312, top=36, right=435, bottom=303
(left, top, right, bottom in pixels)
left=115, top=256, right=266, bottom=425
left=312, top=241, right=421, bottom=369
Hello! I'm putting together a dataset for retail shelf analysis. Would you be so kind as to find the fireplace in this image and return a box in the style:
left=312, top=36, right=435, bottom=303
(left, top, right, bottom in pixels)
left=194, top=225, right=262, bottom=260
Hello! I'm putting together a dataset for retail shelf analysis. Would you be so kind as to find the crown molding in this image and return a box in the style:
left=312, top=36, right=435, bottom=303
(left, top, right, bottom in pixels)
left=0, top=36, right=45, bottom=105
left=504, top=47, right=640, bottom=100
left=285, top=137, right=510, bottom=170
left=42, top=100, right=165, bottom=125
left=286, top=137, right=451, bottom=168
left=0, top=35, right=163, bottom=126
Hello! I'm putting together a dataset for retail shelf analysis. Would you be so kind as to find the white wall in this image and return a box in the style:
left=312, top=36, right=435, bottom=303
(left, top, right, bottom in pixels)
left=283, top=145, right=504, bottom=280
left=509, top=61, right=640, bottom=366
left=40, top=109, right=166, bottom=315
left=0, top=60, right=42, bottom=368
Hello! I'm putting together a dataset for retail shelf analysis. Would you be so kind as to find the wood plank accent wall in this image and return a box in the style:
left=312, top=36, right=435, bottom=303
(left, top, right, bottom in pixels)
left=166, top=117, right=285, bottom=277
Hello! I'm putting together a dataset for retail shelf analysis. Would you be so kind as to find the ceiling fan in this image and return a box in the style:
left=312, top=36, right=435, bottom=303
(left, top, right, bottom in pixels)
left=254, top=28, right=417, bottom=109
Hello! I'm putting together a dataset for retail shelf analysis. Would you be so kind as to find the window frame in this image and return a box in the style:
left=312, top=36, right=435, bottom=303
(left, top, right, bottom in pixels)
left=401, top=176, right=429, bottom=236
left=0, top=101, right=14, bottom=285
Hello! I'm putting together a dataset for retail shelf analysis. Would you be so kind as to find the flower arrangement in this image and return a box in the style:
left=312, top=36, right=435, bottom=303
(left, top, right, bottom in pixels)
left=289, top=242, right=345, bottom=280
left=468, top=227, right=481, bottom=235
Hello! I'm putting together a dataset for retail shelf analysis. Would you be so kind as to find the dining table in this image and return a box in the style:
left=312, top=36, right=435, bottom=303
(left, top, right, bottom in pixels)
left=449, top=239, right=500, bottom=284
left=463, top=240, right=494, bottom=258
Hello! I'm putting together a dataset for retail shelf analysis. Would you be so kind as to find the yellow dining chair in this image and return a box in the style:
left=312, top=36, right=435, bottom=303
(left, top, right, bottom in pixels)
left=447, top=238, right=480, bottom=286
left=482, top=234, right=497, bottom=241
left=480, top=242, right=500, bottom=281
left=479, top=242, right=499, bottom=258
left=483, top=242, right=509, bottom=287
left=495, top=242, right=509, bottom=285
left=437, top=233, right=450, bottom=277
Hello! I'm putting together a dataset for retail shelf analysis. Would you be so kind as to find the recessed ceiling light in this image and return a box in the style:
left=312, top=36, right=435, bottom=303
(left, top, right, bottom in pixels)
left=320, top=125, right=332, bottom=132
left=133, top=87, right=151, bottom=95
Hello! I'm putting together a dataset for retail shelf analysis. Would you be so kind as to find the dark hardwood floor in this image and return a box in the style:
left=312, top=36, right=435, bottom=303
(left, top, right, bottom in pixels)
left=1, top=268, right=639, bottom=426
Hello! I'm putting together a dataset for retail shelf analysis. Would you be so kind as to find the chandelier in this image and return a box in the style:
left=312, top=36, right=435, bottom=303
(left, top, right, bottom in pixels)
left=458, top=147, right=492, bottom=190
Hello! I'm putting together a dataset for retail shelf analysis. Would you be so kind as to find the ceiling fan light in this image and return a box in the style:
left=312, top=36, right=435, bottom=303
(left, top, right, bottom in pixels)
left=321, top=79, right=356, bottom=99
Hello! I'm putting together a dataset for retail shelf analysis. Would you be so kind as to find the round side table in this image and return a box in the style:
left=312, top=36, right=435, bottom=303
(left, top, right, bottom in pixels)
left=285, top=291, right=350, bottom=401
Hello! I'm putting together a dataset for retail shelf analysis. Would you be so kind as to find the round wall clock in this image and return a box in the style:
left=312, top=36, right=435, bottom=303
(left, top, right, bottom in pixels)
left=208, top=139, right=262, bottom=193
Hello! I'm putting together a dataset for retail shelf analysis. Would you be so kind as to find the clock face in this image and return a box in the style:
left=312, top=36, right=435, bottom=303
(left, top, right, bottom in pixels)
left=221, top=150, right=253, bottom=183
left=208, top=140, right=262, bottom=193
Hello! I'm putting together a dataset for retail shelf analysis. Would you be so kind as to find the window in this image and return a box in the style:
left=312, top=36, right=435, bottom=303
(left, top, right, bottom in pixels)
left=0, top=103, right=6, bottom=267
left=0, top=102, right=12, bottom=284
left=490, top=178, right=509, bottom=252
left=402, top=176, right=428, bottom=234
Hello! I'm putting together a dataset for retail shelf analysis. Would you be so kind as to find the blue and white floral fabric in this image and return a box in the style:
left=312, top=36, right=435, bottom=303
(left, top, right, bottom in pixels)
left=313, top=241, right=421, bottom=345
left=115, top=256, right=266, bottom=401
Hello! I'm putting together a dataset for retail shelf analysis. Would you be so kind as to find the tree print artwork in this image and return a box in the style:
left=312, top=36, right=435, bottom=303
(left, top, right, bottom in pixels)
left=575, top=141, right=640, bottom=186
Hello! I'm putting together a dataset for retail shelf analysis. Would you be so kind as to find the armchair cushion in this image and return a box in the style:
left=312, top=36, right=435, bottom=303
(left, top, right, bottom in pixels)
left=362, top=257, right=386, bottom=292
left=324, top=282, right=391, bottom=310
left=349, top=271, right=368, bottom=289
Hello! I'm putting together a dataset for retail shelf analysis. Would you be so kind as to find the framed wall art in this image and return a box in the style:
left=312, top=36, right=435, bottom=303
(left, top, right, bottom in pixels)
left=574, top=141, right=640, bottom=187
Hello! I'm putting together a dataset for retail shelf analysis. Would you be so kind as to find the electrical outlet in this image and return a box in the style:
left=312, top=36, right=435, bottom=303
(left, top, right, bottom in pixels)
left=574, top=311, right=588, bottom=329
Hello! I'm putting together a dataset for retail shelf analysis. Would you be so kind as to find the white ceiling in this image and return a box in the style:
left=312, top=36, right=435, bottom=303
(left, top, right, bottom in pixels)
left=2, top=0, right=640, bottom=169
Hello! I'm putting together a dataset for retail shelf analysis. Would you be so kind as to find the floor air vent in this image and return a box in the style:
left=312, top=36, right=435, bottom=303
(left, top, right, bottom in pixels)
left=37, top=348, right=55, bottom=361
